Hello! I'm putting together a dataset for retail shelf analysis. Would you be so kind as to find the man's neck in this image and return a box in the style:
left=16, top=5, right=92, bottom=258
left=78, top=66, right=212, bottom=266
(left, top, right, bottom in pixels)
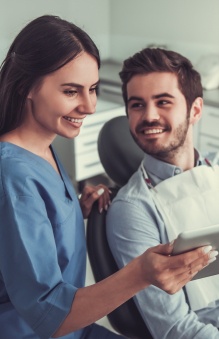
left=154, top=144, right=196, bottom=171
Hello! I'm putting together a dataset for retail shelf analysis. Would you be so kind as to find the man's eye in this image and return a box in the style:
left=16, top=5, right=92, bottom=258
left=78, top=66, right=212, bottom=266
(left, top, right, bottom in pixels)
left=157, top=100, right=170, bottom=105
left=64, top=90, right=77, bottom=97
left=130, top=103, right=143, bottom=109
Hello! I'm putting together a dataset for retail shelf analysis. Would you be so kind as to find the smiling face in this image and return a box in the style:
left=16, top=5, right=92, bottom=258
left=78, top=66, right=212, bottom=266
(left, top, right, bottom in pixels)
left=25, top=52, right=99, bottom=141
left=127, top=72, right=197, bottom=161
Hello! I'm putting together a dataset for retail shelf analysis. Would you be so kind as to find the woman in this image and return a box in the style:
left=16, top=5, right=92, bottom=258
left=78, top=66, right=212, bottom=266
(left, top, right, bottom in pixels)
left=0, top=15, right=213, bottom=339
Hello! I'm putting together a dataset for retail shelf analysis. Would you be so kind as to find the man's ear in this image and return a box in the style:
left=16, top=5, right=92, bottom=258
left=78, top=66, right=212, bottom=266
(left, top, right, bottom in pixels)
left=189, top=97, right=203, bottom=125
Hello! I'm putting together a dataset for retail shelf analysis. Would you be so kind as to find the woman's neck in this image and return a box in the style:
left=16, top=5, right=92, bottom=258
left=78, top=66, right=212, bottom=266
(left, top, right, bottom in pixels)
left=0, top=129, right=60, bottom=174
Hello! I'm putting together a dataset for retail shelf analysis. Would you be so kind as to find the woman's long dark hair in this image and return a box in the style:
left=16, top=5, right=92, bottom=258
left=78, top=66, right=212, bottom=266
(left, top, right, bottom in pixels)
left=0, top=15, right=100, bottom=135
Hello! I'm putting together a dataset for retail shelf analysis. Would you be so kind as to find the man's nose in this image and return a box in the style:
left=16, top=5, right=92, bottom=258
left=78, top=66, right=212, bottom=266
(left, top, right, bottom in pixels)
left=144, top=104, right=160, bottom=121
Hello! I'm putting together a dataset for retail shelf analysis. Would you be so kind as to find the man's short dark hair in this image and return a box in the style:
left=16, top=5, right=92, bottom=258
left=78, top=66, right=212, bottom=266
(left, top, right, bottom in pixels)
left=119, top=48, right=203, bottom=114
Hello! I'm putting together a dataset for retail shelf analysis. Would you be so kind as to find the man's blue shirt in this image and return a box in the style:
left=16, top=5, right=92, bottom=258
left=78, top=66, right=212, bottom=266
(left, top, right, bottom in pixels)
left=107, top=151, right=219, bottom=339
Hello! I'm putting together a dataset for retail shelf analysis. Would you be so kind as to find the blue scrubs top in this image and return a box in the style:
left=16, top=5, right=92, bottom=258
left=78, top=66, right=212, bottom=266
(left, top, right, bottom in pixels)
left=0, top=142, right=87, bottom=339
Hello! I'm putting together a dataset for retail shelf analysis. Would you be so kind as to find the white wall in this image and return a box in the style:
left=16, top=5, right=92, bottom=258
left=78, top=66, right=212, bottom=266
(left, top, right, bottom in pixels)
left=1, top=0, right=218, bottom=66
left=0, top=0, right=111, bottom=62
left=109, top=0, right=219, bottom=64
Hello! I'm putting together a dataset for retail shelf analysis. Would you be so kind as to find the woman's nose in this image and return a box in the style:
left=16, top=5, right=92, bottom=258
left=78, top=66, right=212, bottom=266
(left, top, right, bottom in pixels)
left=78, top=94, right=96, bottom=115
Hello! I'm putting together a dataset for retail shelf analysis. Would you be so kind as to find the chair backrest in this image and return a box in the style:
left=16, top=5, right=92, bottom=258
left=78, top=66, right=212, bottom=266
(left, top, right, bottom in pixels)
left=87, top=116, right=153, bottom=338
left=97, top=115, right=144, bottom=187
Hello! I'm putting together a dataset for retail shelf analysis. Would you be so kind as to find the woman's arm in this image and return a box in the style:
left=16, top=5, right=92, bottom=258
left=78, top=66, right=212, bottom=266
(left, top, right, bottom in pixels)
left=53, top=242, right=212, bottom=337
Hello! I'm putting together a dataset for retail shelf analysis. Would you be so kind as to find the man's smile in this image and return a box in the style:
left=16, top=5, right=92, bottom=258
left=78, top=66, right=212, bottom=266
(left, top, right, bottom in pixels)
left=143, top=128, right=164, bottom=135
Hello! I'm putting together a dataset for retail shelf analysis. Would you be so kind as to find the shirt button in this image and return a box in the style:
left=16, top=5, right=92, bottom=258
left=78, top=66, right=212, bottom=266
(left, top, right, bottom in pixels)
left=175, top=168, right=181, bottom=175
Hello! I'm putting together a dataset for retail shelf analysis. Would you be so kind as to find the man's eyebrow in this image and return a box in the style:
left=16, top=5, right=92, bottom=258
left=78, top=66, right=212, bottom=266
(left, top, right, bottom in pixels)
left=127, top=96, right=144, bottom=103
left=128, top=93, right=175, bottom=103
left=152, top=93, right=175, bottom=99
left=61, top=80, right=100, bottom=88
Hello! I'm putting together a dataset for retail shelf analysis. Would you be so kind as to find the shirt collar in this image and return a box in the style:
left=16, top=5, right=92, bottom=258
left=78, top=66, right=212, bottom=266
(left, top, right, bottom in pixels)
left=142, top=149, right=202, bottom=182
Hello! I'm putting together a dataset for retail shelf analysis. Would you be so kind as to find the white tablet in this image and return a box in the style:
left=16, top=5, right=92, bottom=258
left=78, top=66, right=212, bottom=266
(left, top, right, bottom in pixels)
left=172, top=224, right=219, bottom=280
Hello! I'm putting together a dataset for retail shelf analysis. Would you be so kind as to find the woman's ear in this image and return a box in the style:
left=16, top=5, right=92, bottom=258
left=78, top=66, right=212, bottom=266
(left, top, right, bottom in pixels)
left=26, top=79, right=42, bottom=99
left=189, top=97, right=203, bottom=125
left=27, top=91, right=33, bottom=100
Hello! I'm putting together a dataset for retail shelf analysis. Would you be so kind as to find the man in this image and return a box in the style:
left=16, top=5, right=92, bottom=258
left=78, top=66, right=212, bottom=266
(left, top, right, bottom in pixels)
left=106, top=48, right=219, bottom=338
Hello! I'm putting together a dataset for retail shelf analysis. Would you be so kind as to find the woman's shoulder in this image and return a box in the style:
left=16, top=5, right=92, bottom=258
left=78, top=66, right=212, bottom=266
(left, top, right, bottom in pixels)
left=0, top=142, right=58, bottom=198
left=0, top=142, right=40, bottom=176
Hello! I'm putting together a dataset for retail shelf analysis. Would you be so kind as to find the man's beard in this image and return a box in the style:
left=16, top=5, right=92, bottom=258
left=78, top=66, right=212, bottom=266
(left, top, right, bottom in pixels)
left=131, top=117, right=190, bottom=161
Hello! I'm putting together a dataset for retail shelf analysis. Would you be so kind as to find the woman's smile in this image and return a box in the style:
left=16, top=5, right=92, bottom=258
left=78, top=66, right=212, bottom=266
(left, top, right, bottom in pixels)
left=62, top=115, right=86, bottom=128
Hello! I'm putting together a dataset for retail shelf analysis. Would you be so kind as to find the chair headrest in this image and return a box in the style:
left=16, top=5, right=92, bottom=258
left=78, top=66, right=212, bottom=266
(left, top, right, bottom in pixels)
left=98, top=116, right=144, bottom=187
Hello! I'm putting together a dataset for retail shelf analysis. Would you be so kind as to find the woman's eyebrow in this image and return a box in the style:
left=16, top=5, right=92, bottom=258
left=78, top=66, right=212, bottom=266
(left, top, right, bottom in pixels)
left=61, top=82, right=83, bottom=88
left=61, top=80, right=100, bottom=88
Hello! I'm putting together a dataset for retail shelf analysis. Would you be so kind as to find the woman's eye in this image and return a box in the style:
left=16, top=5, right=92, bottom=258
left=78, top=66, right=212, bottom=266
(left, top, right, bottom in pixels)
left=90, top=86, right=98, bottom=94
left=64, top=90, right=77, bottom=97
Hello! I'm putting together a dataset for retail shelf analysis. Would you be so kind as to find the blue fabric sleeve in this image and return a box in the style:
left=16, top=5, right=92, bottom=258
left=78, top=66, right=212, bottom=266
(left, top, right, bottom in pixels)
left=0, top=193, right=77, bottom=338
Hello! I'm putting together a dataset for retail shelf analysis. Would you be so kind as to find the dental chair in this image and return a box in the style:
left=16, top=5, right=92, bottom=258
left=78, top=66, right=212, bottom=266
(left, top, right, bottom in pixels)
left=86, top=116, right=153, bottom=339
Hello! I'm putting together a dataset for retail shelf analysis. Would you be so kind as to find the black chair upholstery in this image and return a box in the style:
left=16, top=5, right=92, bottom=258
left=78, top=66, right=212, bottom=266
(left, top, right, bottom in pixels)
left=98, top=116, right=144, bottom=187
left=87, top=116, right=153, bottom=338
